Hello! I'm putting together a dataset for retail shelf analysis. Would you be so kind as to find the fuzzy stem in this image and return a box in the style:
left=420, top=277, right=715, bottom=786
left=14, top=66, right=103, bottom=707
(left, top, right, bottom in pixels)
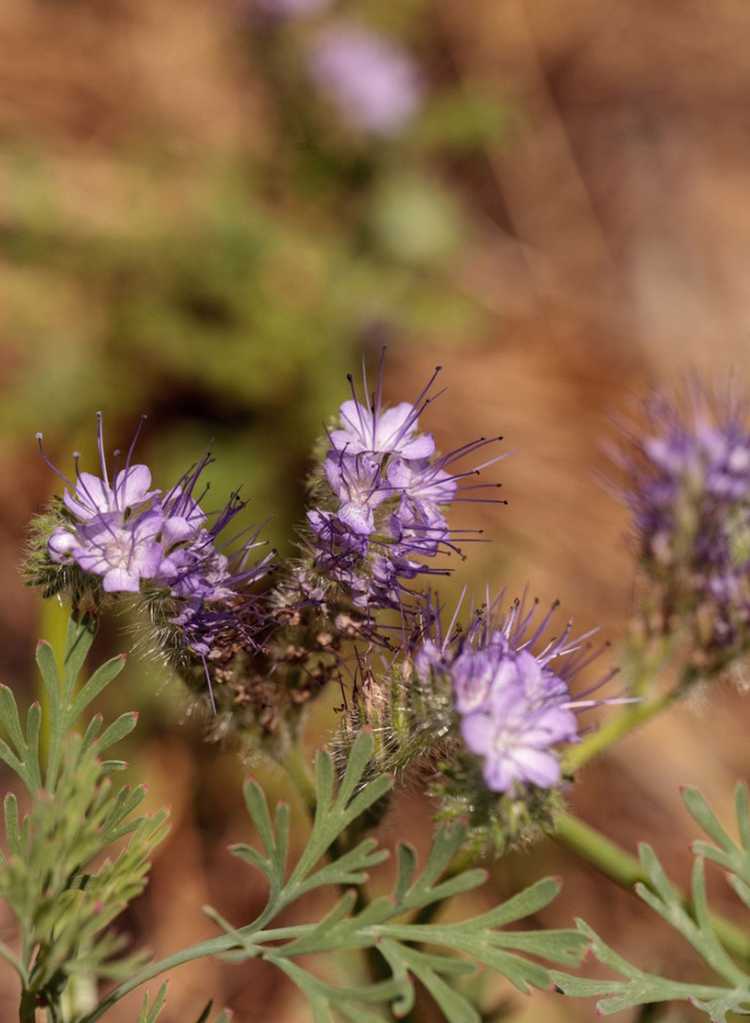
left=553, top=811, right=750, bottom=962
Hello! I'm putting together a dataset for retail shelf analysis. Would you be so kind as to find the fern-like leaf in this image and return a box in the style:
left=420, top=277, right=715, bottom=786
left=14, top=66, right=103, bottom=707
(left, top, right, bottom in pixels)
left=204, top=732, right=586, bottom=1023
left=555, top=783, right=750, bottom=1021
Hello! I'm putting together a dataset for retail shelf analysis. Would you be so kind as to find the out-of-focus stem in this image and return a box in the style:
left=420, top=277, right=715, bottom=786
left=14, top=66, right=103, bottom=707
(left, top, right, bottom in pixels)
left=563, top=688, right=678, bottom=773
left=565, top=656, right=703, bottom=773
left=278, top=742, right=317, bottom=815
left=19, top=990, right=37, bottom=1023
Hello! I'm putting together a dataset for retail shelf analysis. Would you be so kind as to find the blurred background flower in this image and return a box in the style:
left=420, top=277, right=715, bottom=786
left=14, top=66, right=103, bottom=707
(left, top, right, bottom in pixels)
left=2, top=0, right=750, bottom=1020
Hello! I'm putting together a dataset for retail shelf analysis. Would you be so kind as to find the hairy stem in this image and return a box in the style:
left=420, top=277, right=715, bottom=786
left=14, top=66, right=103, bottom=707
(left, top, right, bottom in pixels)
left=553, top=811, right=750, bottom=962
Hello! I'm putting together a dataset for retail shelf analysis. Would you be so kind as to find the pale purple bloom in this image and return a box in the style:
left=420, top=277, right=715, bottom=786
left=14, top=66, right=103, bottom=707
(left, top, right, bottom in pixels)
left=415, top=593, right=628, bottom=793
left=39, top=413, right=157, bottom=526
left=48, top=527, right=80, bottom=563
left=158, top=482, right=207, bottom=548
left=39, top=414, right=164, bottom=590
left=73, top=512, right=164, bottom=593
left=387, top=457, right=457, bottom=509
left=309, top=25, right=422, bottom=136
left=308, top=355, right=505, bottom=614
left=462, top=686, right=577, bottom=791
left=63, top=465, right=156, bottom=522
left=331, top=401, right=434, bottom=460
left=39, top=415, right=274, bottom=625
left=157, top=540, right=232, bottom=601
left=324, top=453, right=390, bottom=535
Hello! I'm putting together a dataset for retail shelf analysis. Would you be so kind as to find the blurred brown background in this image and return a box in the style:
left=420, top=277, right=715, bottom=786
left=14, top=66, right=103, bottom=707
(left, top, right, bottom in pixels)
left=2, top=0, right=750, bottom=1020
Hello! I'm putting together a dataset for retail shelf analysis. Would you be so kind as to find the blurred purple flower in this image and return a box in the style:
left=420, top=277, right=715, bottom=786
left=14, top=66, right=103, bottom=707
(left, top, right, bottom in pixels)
left=309, top=25, right=422, bottom=136
left=621, top=386, right=750, bottom=649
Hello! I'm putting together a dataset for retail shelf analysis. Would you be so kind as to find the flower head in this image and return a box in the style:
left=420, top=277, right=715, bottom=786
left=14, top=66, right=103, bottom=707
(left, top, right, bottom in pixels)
left=621, top=385, right=750, bottom=654
left=63, top=513, right=164, bottom=593
left=309, top=25, right=422, bottom=136
left=36, top=416, right=275, bottom=709
left=415, top=593, right=625, bottom=793
left=305, top=353, right=505, bottom=616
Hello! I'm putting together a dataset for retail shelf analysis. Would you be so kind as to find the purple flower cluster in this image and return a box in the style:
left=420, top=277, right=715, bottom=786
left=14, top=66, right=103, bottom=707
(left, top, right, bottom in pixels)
left=39, top=416, right=273, bottom=665
left=307, top=357, right=504, bottom=612
left=416, top=596, right=624, bottom=793
left=624, top=390, right=750, bottom=646
left=309, top=24, right=422, bottom=136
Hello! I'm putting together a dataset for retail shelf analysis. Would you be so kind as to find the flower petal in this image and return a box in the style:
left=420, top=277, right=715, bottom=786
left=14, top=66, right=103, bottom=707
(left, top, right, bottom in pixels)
left=398, top=433, right=436, bottom=460
left=338, top=501, right=374, bottom=535
left=65, top=473, right=114, bottom=519
left=102, top=567, right=141, bottom=592
left=113, top=465, right=153, bottom=509
left=460, top=711, right=495, bottom=756
left=511, top=748, right=561, bottom=788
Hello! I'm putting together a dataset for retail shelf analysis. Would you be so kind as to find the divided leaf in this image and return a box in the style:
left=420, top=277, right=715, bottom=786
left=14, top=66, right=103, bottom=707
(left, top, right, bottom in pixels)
left=557, top=784, right=750, bottom=1021
left=206, top=732, right=586, bottom=1023
left=0, top=617, right=169, bottom=1012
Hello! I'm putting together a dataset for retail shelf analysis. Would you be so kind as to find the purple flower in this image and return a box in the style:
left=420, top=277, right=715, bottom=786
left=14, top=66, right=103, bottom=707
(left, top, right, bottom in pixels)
left=387, top=457, right=457, bottom=509
left=39, top=415, right=274, bottom=624
left=309, top=25, right=422, bottom=136
left=307, top=354, right=505, bottom=614
left=415, top=593, right=627, bottom=793
left=331, top=402, right=434, bottom=460
left=461, top=686, right=578, bottom=791
left=37, top=415, right=276, bottom=713
left=63, top=465, right=156, bottom=523
left=39, top=413, right=157, bottom=526
left=324, top=453, right=390, bottom=535
left=72, top=512, right=164, bottom=593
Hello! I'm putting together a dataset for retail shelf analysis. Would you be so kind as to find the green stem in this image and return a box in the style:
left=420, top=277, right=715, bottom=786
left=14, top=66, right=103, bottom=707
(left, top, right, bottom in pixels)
left=279, top=743, right=317, bottom=815
left=278, top=743, right=390, bottom=988
left=19, top=990, right=37, bottom=1023
left=79, top=916, right=368, bottom=1023
left=553, top=811, right=750, bottom=963
left=78, top=934, right=242, bottom=1023
left=564, top=689, right=678, bottom=774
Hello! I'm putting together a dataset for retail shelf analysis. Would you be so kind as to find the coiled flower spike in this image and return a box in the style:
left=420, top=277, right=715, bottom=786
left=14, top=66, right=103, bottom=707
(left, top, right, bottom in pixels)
left=34, top=414, right=275, bottom=711
left=305, top=351, right=506, bottom=616
left=619, top=383, right=750, bottom=660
